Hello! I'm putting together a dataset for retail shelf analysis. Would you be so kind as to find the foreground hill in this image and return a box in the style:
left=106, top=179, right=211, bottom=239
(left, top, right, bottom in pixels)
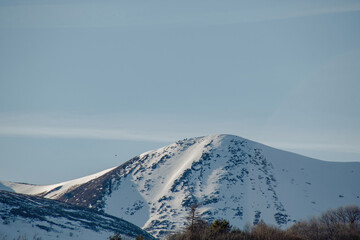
left=2, top=134, right=360, bottom=237
left=0, top=190, right=155, bottom=240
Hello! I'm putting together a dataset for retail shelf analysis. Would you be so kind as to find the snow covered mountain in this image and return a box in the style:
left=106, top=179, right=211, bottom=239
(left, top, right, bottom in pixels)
left=0, top=190, right=155, bottom=240
left=1, top=134, right=360, bottom=238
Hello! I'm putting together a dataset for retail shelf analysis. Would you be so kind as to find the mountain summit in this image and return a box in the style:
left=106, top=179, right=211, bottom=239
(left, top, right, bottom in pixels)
left=2, top=134, right=360, bottom=237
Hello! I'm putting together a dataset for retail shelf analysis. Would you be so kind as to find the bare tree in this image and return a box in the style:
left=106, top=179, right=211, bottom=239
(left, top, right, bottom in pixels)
left=289, top=205, right=360, bottom=240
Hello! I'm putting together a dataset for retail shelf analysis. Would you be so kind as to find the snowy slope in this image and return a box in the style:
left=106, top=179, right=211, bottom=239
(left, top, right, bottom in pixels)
left=2, top=134, right=360, bottom=238
left=0, top=190, right=155, bottom=240
left=100, top=134, right=360, bottom=237
left=0, top=167, right=116, bottom=199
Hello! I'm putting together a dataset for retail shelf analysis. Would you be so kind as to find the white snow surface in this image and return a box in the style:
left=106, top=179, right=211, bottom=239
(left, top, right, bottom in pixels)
left=0, top=216, right=117, bottom=240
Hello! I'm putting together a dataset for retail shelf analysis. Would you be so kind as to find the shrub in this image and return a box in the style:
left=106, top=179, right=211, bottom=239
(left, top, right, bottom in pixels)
left=289, top=205, right=360, bottom=240
left=136, top=235, right=144, bottom=240
left=210, top=219, right=232, bottom=234
left=167, top=205, right=360, bottom=240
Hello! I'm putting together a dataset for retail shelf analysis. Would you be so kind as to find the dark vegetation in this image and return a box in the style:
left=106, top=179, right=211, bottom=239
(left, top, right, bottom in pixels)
left=166, top=205, right=360, bottom=240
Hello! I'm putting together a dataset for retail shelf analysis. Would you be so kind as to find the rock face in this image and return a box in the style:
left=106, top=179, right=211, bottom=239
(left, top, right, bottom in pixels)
left=0, top=190, right=155, bottom=240
left=2, top=134, right=360, bottom=238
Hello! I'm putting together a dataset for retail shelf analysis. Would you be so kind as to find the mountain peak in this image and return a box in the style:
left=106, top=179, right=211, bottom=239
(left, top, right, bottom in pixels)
left=184, top=133, right=247, bottom=143
left=2, top=134, right=360, bottom=238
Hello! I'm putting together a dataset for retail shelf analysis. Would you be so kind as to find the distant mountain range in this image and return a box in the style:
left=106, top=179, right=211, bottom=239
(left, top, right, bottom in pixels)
left=1, top=134, right=360, bottom=238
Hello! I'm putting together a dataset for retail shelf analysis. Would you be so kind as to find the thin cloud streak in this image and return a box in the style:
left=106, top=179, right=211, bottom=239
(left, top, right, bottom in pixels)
left=1, top=125, right=360, bottom=157
left=265, top=141, right=360, bottom=155
left=0, top=126, right=173, bottom=143
left=0, top=113, right=359, bottom=161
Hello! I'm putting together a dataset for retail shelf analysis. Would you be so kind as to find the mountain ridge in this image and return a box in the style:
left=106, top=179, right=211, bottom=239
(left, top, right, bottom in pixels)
left=1, top=134, right=359, bottom=238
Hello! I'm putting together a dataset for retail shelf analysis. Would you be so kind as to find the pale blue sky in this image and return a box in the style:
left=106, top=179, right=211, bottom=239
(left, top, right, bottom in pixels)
left=1, top=0, right=360, bottom=184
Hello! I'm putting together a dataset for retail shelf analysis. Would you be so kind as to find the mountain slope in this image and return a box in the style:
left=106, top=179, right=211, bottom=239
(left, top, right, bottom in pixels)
left=0, top=190, right=155, bottom=240
left=2, top=134, right=360, bottom=238
left=0, top=167, right=116, bottom=199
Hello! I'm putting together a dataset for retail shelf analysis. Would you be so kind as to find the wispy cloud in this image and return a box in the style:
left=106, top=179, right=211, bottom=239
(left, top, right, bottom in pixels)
left=2, top=124, right=360, bottom=157
left=265, top=141, right=360, bottom=155
left=1, top=113, right=359, bottom=161
left=0, top=126, right=173, bottom=143
left=0, top=113, right=192, bottom=142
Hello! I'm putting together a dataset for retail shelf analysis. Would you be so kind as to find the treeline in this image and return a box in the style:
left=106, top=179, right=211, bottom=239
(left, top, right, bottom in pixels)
left=166, top=205, right=360, bottom=240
